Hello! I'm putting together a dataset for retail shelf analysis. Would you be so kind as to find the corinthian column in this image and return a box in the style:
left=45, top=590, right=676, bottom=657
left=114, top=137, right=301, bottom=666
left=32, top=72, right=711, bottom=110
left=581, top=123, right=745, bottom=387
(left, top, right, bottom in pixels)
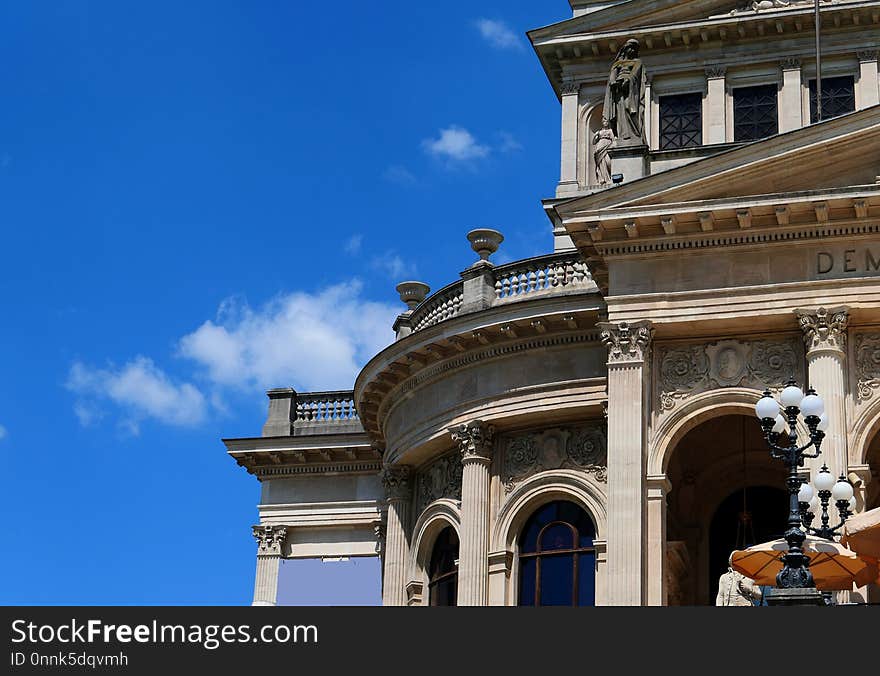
left=381, top=466, right=412, bottom=606
left=450, top=420, right=495, bottom=606
left=252, top=525, right=288, bottom=606
left=598, top=320, right=653, bottom=606
left=795, top=306, right=849, bottom=477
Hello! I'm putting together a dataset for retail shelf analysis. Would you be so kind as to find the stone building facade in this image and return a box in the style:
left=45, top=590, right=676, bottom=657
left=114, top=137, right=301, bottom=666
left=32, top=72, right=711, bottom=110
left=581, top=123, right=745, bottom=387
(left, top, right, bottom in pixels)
left=224, top=0, right=880, bottom=605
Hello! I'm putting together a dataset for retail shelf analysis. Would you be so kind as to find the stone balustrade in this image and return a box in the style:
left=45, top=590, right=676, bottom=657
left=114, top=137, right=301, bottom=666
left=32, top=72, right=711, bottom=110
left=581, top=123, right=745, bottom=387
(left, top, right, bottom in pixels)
left=402, top=252, right=594, bottom=335
left=494, top=253, right=591, bottom=301
left=261, top=388, right=362, bottom=436
left=296, top=391, right=359, bottom=423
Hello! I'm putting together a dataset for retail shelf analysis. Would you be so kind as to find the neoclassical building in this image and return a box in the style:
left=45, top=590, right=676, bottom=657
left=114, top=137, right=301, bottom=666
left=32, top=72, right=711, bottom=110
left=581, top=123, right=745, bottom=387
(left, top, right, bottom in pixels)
left=224, top=0, right=880, bottom=606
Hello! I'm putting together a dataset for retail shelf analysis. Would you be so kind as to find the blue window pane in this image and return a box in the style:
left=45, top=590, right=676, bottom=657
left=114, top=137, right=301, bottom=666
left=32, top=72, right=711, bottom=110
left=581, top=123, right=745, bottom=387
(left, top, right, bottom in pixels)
left=577, top=553, right=596, bottom=607
left=540, top=523, right=574, bottom=551
left=521, top=503, right=556, bottom=553
left=519, top=557, right=536, bottom=605
left=539, top=554, right=574, bottom=606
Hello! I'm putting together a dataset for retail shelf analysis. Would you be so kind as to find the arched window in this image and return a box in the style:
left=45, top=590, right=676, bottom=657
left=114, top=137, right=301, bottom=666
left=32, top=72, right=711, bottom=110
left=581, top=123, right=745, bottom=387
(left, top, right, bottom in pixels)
left=428, top=526, right=459, bottom=606
left=518, top=500, right=596, bottom=606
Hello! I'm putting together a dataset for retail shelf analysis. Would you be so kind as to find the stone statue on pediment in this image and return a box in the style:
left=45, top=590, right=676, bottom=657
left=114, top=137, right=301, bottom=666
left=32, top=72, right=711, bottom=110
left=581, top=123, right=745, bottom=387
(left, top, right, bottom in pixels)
left=729, top=0, right=836, bottom=15
left=593, top=117, right=614, bottom=185
left=603, top=39, right=646, bottom=147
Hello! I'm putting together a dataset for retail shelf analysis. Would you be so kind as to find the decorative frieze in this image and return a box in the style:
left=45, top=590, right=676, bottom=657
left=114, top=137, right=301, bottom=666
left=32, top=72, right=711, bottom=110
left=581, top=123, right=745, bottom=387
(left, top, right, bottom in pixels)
left=855, top=333, right=880, bottom=401
left=500, top=423, right=607, bottom=492
left=381, top=465, right=413, bottom=501
left=795, top=306, right=849, bottom=352
left=657, top=338, right=803, bottom=411
left=416, top=452, right=463, bottom=511
left=599, top=320, right=654, bottom=364
left=450, top=420, right=495, bottom=462
left=252, top=525, right=288, bottom=557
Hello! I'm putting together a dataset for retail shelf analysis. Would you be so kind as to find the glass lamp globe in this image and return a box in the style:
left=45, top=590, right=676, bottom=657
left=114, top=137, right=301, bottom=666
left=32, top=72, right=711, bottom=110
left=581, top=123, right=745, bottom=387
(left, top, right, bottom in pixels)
left=817, top=412, right=830, bottom=432
left=755, top=396, right=780, bottom=420
left=780, top=384, right=804, bottom=408
left=809, top=495, right=820, bottom=514
left=800, top=393, right=824, bottom=418
left=832, top=479, right=854, bottom=502
left=814, top=466, right=835, bottom=491
left=797, top=483, right=814, bottom=503
left=772, top=415, right=786, bottom=434
left=848, top=496, right=857, bottom=511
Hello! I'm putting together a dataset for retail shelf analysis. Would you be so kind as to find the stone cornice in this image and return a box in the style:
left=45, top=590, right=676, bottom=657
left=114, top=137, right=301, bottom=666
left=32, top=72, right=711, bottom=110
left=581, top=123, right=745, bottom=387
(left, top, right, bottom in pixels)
left=598, top=320, right=654, bottom=364
left=253, top=525, right=288, bottom=557
left=450, top=420, right=496, bottom=463
left=794, top=306, right=850, bottom=353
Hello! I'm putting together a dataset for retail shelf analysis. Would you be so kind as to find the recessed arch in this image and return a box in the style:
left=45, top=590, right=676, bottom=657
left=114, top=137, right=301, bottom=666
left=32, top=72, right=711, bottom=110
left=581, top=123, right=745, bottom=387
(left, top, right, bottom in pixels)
left=408, top=499, right=461, bottom=591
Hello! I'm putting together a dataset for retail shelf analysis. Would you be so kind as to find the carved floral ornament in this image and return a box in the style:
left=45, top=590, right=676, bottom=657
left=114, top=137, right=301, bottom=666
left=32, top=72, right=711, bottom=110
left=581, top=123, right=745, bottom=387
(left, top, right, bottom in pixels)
left=855, top=333, right=880, bottom=402
left=657, top=338, right=803, bottom=411
left=501, top=423, right=607, bottom=492
left=252, top=525, right=288, bottom=556
left=795, top=306, right=849, bottom=352
left=417, top=453, right=463, bottom=511
left=449, top=420, right=496, bottom=462
left=381, top=465, right=412, bottom=501
left=598, top=320, right=653, bottom=364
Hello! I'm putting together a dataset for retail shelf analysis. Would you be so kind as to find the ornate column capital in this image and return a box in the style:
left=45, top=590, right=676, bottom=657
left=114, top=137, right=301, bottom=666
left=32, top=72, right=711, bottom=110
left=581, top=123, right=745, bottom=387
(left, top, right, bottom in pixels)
left=381, top=465, right=412, bottom=501
left=252, top=525, right=288, bottom=557
left=780, top=57, right=801, bottom=70
left=705, top=64, right=727, bottom=79
left=560, top=81, right=581, bottom=96
left=598, top=320, right=654, bottom=364
left=450, top=420, right=495, bottom=463
left=857, top=49, right=878, bottom=63
left=794, top=306, right=849, bottom=353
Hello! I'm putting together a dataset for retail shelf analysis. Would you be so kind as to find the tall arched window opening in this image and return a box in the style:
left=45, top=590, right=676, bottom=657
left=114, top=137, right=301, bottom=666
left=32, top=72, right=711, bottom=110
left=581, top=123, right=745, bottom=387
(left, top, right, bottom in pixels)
left=518, top=500, right=596, bottom=606
left=428, top=526, right=459, bottom=606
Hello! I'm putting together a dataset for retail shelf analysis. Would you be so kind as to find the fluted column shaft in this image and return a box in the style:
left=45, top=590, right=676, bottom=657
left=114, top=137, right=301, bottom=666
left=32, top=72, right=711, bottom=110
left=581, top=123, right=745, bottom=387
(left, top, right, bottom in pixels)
left=381, top=466, right=412, bottom=606
left=451, top=420, right=495, bottom=606
left=599, top=320, right=653, bottom=606
left=796, top=306, right=849, bottom=477
left=646, top=475, right=671, bottom=607
left=252, top=525, right=288, bottom=606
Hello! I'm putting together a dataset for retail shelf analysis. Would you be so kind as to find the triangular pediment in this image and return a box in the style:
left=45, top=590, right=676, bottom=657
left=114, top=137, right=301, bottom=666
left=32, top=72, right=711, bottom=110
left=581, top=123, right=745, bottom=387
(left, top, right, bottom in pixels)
left=530, top=0, right=744, bottom=41
left=557, top=105, right=880, bottom=215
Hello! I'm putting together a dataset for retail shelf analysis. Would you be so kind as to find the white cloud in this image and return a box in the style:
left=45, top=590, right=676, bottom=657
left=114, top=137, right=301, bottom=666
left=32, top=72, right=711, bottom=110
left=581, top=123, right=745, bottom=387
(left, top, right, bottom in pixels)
left=498, top=131, right=523, bottom=153
left=382, top=165, right=417, bottom=185
left=344, top=234, right=363, bottom=254
left=475, top=19, right=522, bottom=51
left=66, top=357, right=207, bottom=433
left=0, top=424, right=6, bottom=440
left=371, top=253, right=415, bottom=281
left=179, top=281, right=399, bottom=392
left=423, top=126, right=490, bottom=162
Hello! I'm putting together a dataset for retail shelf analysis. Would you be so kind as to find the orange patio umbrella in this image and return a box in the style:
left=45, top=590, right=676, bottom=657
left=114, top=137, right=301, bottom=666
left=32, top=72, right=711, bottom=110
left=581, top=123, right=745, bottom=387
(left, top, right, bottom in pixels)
left=840, top=506, right=880, bottom=560
left=730, top=535, right=873, bottom=591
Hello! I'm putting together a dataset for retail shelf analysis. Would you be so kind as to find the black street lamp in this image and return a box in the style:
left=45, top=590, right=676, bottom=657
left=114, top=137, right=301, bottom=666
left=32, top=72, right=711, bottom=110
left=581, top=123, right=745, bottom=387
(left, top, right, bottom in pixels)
left=754, top=380, right=829, bottom=591
left=798, top=464, right=855, bottom=541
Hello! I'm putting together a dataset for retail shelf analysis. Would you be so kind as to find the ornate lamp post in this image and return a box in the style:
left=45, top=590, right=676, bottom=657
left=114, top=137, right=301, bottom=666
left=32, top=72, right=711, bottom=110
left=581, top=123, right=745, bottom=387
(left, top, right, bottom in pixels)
left=798, top=464, right=855, bottom=541
left=754, top=380, right=829, bottom=600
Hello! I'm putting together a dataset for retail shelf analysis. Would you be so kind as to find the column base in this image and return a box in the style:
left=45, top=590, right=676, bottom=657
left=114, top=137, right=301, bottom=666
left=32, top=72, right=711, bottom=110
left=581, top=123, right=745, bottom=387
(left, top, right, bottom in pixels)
left=763, top=587, right=825, bottom=606
left=251, top=601, right=276, bottom=607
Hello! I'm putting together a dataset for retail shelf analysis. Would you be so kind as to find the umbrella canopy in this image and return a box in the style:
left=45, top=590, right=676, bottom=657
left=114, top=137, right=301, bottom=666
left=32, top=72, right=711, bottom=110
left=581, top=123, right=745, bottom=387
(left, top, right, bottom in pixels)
left=840, top=506, right=880, bottom=559
left=731, top=536, right=871, bottom=591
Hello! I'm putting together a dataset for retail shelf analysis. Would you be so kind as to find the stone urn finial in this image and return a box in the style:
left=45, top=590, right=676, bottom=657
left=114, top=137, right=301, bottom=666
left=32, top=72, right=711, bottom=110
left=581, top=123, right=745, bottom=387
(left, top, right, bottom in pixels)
left=466, top=228, right=504, bottom=264
left=396, top=281, right=430, bottom=310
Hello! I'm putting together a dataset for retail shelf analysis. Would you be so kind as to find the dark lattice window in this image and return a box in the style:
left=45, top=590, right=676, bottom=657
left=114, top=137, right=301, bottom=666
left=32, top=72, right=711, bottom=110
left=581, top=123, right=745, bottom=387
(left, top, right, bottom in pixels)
left=428, top=526, right=458, bottom=606
left=659, top=93, right=703, bottom=150
left=518, top=501, right=596, bottom=606
left=733, top=84, right=778, bottom=142
left=809, top=76, right=855, bottom=123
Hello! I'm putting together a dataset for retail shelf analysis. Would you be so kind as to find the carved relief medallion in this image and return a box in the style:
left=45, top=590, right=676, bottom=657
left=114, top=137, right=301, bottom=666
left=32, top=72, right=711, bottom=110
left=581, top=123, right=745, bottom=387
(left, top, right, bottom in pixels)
left=416, top=452, right=463, bottom=511
left=855, top=333, right=880, bottom=401
left=501, top=422, right=607, bottom=492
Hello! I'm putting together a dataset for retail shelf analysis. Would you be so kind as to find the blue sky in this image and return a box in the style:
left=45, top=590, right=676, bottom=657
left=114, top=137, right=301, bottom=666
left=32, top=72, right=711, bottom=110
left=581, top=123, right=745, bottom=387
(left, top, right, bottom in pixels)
left=0, top=1, right=567, bottom=604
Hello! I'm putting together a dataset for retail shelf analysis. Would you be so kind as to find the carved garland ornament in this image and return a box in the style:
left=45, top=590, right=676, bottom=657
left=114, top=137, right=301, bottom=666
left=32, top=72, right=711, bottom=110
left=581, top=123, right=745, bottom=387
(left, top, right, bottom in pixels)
left=501, top=423, right=607, bottom=492
left=658, top=338, right=802, bottom=411
left=855, top=333, right=880, bottom=402
left=416, top=452, right=463, bottom=511
left=252, top=525, right=288, bottom=556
